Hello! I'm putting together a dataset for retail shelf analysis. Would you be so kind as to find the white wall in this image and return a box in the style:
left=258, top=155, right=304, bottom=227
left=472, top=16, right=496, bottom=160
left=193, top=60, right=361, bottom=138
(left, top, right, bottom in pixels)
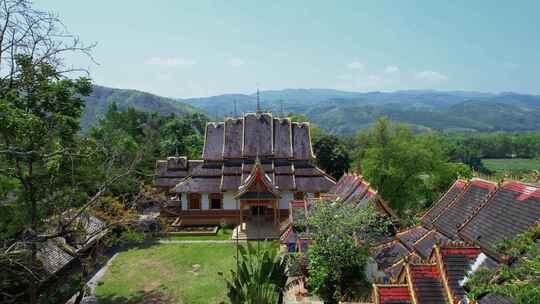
left=279, top=191, right=294, bottom=209
left=178, top=190, right=300, bottom=210
left=223, top=192, right=237, bottom=210
left=201, top=194, right=210, bottom=210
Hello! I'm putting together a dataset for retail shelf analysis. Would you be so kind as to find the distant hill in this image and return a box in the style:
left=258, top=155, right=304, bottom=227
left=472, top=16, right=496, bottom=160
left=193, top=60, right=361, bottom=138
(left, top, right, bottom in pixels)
left=81, top=86, right=540, bottom=134
left=179, top=89, right=540, bottom=134
left=81, top=85, right=198, bottom=131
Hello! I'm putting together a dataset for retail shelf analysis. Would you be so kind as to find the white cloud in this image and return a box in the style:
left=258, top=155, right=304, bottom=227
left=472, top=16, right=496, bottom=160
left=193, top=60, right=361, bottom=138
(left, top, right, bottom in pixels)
left=145, top=57, right=196, bottom=67
left=414, top=70, right=448, bottom=82
left=227, top=57, right=245, bottom=68
left=384, top=65, right=399, bottom=74
left=347, top=61, right=365, bottom=70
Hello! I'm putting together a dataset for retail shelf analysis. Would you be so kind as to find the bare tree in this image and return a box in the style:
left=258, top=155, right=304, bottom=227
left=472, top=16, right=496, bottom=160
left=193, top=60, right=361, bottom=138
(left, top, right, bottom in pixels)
left=0, top=0, right=95, bottom=87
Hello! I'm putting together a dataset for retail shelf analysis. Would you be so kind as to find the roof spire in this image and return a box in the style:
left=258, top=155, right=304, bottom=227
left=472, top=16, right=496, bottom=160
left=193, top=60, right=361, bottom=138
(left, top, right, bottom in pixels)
left=233, top=99, right=238, bottom=117
left=280, top=95, right=284, bottom=117
left=256, top=87, right=261, bottom=113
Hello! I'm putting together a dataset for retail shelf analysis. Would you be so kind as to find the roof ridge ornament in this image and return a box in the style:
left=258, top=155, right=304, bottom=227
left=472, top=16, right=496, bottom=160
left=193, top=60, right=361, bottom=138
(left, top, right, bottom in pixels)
left=256, top=87, right=261, bottom=113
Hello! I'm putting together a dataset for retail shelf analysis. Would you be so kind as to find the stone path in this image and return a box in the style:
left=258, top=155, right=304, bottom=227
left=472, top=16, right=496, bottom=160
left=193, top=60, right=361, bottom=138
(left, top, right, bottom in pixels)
left=65, top=252, right=119, bottom=304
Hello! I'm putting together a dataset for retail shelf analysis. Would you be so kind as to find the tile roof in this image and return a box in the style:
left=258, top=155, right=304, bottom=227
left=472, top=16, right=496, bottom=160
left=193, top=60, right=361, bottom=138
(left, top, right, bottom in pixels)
left=273, top=118, right=294, bottom=158
left=397, top=226, right=429, bottom=251
left=413, top=230, right=450, bottom=259
left=433, top=245, right=482, bottom=303
left=433, top=179, right=496, bottom=239
left=459, top=181, right=540, bottom=257
left=173, top=176, right=222, bottom=193
left=292, top=122, right=315, bottom=160
left=243, top=113, right=274, bottom=157
left=295, top=176, right=335, bottom=193
left=37, top=240, right=75, bottom=278
left=376, top=241, right=504, bottom=304
left=407, top=264, right=449, bottom=304
left=202, top=122, right=225, bottom=160
left=478, top=293, right=515, bottom=304
left=421, top=180, right=467, bottom=228
left=165, top=160, right=333, bottom=194
left=374, top=284, right=412, bottom=304
left=343, top=180, right=369, bottom=204
left=371, top=240, right=411, bottom=270
left=223, top=118, right=244, bottom=158
left=201, top=112, right=315, bottom=161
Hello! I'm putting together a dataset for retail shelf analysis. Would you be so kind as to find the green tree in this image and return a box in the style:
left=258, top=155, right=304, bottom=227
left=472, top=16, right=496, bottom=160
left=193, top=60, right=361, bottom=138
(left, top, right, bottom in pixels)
left=353, top=118, right=471, bottom=216
left=466, top=226, right=540, bottom=303
left=0, top=54, right=93, bottom=302
left=306, top=201, right=393, bottom=303
left=312, top=134, right=350, bottom=180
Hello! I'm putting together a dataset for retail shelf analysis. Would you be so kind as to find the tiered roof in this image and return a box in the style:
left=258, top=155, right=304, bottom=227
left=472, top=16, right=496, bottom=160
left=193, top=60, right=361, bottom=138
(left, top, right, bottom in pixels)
left=203, top=113, right=315, bottom=161
left=155, top=112, right=335, bottom=194
left=371, top=178, right=540, bottom=283
left=420, top=180, right=467, bottom=228
left=459, top=181, right=540, bottom=258
left=372, top=284, right=412, bottom=304
left=431, top=179, right=497, bottom=239
left=371, top=242, right=508, bottom=304
left=328, top=174, right=396, bottom=217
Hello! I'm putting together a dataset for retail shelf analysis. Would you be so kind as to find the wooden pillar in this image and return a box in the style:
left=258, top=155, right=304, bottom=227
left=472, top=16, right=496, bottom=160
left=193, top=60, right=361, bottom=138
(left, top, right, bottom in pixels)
left=239, top=200, right=243, bottom=232
left=273, top=200, right=277, bottom=227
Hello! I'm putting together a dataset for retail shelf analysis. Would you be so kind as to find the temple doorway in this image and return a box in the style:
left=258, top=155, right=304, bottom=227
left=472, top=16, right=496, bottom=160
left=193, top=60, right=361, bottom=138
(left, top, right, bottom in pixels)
left=250, top=205, right=266, bottom=217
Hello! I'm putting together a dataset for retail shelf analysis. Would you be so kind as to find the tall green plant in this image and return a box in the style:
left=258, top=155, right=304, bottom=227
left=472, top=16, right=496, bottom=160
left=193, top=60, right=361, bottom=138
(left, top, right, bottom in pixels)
left=223, top=242, right=287, bottom=304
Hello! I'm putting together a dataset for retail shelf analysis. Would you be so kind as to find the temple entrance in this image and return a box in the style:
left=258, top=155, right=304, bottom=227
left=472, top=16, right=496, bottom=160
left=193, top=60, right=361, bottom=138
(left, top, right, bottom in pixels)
left=250, top=205, right=266, bottom=217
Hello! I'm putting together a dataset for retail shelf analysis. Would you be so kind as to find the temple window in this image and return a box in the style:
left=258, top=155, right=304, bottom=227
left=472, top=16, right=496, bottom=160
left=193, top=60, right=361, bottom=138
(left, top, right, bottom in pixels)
left=188, top=193, right=201, bottom=210
left=209, top=193, right=223, bottom=209
left=294, top=192, right=305, bottom=200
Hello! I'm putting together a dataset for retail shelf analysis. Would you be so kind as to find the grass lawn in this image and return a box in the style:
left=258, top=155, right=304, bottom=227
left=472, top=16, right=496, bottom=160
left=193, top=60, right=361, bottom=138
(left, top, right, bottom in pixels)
left=95, top=243, right=236, bottom=304
left=483, top=158, right=540, bottom=176
left=160, top=227, right=233, bottom=241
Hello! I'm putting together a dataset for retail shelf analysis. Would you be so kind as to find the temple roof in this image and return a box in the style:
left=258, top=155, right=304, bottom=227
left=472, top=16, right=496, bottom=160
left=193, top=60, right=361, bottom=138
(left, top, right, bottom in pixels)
left=432, top=179, right=497, bottom=239
left=155, top=112, right=335, bottom=193
left=459, top=181, right=540, bottom=257
left=405, top=264, right=449, bottom=304
left=234, top=159, right=281, bottom=199
left=374, top=241, right=503, bottom=304
left=202, top=112, right=315, bottom=161
left=162, top=159, right=334, bottom=194
left=370, top=178, right=540, bottom=283
left=373, top=284, right=412, bottom=304
left=420, top=180, right=467, bottom=228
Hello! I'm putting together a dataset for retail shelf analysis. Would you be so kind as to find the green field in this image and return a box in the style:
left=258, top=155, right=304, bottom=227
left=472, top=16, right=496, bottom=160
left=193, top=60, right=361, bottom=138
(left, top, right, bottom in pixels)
left=483, top=158, right=540, bottom=177
left=95, top=244, right=236, bottom=304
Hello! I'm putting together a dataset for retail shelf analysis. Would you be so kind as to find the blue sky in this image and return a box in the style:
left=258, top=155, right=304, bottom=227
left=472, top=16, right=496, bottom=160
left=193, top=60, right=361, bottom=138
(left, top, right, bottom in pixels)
left=38, top=0, right=540, bottom=98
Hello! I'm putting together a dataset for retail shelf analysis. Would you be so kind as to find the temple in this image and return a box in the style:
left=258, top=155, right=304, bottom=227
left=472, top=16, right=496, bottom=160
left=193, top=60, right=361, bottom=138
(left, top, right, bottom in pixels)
left=155, top=111, right=335, bottom=238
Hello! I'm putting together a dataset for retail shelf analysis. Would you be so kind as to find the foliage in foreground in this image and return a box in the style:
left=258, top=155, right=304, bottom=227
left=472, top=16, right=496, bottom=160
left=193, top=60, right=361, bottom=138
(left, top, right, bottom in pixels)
left=306, top=201, right=393, bottom=303
left=223, top=242, right=287, bottom=304
left=466, top=225, right=540, bottom=303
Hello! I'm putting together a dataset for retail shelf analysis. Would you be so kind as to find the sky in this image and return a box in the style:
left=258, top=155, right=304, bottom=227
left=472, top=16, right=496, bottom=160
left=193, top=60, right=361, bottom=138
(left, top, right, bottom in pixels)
left=37, top=0, right=540, bottom=98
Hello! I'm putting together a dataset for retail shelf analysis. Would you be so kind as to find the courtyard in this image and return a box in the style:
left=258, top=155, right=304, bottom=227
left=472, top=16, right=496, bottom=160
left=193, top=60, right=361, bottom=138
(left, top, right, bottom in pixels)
left=95, top=243, right=237, bottom=304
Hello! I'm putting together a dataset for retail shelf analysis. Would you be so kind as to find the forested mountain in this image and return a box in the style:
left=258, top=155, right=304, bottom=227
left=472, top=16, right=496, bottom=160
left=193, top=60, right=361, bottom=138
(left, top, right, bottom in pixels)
left=179, top=89, right=540, bottom=134
left=81, top=85, right=198, bottom=130
left=83, top=86, right=540, bottom=134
